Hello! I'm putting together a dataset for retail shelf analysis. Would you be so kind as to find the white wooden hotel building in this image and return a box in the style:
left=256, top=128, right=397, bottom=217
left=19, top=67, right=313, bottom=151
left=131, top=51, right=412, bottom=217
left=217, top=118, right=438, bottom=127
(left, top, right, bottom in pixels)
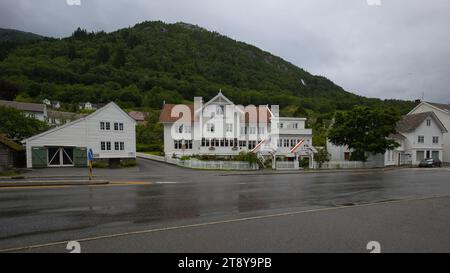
left=159, top=92, right=316, bottom=168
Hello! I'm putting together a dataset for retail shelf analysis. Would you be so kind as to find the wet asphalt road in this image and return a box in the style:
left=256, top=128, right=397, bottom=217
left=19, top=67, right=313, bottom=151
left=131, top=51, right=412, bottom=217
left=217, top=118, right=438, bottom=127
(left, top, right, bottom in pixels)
left=1, top=159, right=450, bottom=252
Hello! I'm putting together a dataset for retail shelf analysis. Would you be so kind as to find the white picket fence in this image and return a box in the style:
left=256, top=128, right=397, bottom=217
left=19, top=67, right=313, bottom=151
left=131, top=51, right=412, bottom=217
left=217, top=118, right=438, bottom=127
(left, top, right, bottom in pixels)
left=318, top=161, right=379, bottom=169
left=275, top=161, right=299, bottom=170
left=137, top=153, right=258, bottom=170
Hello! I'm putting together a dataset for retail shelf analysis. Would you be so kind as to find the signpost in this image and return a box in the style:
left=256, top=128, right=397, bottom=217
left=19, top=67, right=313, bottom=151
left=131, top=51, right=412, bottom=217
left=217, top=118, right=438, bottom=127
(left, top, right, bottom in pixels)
left=88, top=148, right=94, bottom=181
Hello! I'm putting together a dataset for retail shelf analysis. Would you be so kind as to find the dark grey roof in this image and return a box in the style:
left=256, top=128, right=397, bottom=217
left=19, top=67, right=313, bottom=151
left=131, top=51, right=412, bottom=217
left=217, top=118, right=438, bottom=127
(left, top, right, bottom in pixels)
left=0, top=100, right=45, bottom=113
left=397, top=111, right=447, bottom=133
left=389, top=133, right=407, bottom=140
left=47, top=110, right=85, bottom=120
left=427, top=102, right=450, bottom=113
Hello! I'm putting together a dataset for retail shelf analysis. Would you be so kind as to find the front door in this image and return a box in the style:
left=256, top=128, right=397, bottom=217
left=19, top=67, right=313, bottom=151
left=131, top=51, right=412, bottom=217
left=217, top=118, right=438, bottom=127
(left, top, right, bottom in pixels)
left=48, top=147, right=74, bottom=167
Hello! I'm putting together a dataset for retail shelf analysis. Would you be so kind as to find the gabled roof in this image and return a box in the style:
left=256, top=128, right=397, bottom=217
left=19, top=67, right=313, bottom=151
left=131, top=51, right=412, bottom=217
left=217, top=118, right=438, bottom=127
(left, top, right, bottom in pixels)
left=397, top=112, right=448, bottom=133
left=159, top=104, right=195, bottom=123
left=0, top=135, right=24, bottom=151
left=23, top=102, right=135, bottom=143
left=427, top=102, right=450, bottom=113
left=47, top=110, right=85, bottom=120
left=202, top=91, right=234, bottom=109
left=0, top=100, right=45, bottom=113
left=409, top=101, right=450, bottom=115
left=128, top=111, right=146, bottom=122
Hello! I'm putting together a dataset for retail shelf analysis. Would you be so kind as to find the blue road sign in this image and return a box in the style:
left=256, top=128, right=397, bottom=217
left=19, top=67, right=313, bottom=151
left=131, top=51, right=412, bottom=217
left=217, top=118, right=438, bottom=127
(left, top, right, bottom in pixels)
left=88, top=148, right=94, bottom=161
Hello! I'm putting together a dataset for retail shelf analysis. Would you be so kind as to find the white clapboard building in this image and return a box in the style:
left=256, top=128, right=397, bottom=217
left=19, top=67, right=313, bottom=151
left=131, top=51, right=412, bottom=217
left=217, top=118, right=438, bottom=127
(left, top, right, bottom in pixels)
left=327, top=111, right=447, bottom=167
left=408, top=101, right=450, bottom=163
left=159, top=91, right=316, bottom=168
left=23, top=102, right=136, bottom=168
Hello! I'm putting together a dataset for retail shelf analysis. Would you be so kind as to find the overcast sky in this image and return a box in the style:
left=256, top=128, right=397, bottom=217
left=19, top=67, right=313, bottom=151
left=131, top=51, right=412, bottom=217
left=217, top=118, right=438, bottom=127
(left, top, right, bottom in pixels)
left=1, top=0, right=449, bottom=103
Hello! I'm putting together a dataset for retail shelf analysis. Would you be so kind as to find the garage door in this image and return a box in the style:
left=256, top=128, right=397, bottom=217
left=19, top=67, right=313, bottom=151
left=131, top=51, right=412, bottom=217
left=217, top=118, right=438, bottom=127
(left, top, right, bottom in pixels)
left=32, top=147, right=47, bottom=168
left=74, top=147, right=87, bottom=167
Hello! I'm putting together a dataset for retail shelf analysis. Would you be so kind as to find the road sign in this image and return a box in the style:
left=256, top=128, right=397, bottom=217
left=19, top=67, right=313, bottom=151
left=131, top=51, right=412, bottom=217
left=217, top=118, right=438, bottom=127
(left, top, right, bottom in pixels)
left=88, top=148, right=94, bottom=161
left=87, top=148, right=94, bottom=181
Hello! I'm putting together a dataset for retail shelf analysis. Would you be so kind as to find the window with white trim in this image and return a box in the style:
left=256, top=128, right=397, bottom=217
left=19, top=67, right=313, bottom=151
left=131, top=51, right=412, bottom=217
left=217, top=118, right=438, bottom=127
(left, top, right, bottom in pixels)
left=226, top=123, right=233, bottom=133
left=101, top=141, right=106, bottom=151
left=120, top=142, right=125, bottom=150
left=114, top=142, right=120, bottom=150
left=106, top=142, right=111, bottom=150
left=100, top=122, right=105, bottom=130
left=207, top=123, right=215, bottom=133
left=105, top=122, right=110, bottom=130
left=119, top=123, right=124, bottom=131
left=433, top=136, right=439, bottom=144
left=418, top=135, right=424, bottom=143
left=114, top=123, right=119, bottom=131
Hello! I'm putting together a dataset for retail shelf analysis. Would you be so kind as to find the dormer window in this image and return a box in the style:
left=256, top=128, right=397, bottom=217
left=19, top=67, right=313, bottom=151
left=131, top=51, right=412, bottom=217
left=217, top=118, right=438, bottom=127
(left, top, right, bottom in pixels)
left=426, top=119, right=431, bottom=126
left=293, top=123, right=298, bottom=129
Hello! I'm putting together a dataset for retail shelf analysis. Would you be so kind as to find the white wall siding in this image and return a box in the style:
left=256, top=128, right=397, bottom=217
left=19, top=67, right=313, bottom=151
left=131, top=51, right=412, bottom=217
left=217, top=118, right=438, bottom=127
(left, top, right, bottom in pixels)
left=410, top=104, right=450, bottom=162
left=25, top=103, right=136, bottom=168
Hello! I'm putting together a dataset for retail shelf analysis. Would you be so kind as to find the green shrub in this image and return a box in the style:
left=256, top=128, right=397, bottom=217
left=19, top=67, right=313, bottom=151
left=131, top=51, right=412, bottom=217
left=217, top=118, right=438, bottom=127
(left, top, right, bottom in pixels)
left=179, top=156, right=191, bottom=161
left=121, top=159, right=138, bottom=168
left=136, top=143, right=163, bottom=152
left=92, top=160, right=109, bottom=168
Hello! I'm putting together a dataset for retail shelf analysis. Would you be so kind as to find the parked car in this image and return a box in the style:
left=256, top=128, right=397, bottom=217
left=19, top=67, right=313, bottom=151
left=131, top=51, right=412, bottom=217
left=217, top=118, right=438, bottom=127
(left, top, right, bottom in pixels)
left=418, top=158, right=442, bottom=168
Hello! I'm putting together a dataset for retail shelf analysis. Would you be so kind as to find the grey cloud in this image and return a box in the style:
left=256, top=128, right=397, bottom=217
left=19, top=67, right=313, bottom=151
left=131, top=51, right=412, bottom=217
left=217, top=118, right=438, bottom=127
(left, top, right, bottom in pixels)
left=0, top=0, right=449, bottom=103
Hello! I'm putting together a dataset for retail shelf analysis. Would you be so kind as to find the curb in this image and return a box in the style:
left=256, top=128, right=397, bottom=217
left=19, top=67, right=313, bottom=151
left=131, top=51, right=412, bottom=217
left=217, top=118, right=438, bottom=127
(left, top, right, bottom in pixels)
left=218, top=167, right=412, bottom=176
left=0, top=180, right=109, bottom=188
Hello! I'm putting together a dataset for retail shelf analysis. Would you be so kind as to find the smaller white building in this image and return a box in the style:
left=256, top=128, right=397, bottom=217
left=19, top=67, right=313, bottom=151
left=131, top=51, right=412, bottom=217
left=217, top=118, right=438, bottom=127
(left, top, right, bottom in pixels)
left=23, top=102, right=136, bottom=168
left=0, top=100, right=47, bottom=122
left=327, top=111, right=447, bottom=166
left=408, top=101, right=450, bottom=163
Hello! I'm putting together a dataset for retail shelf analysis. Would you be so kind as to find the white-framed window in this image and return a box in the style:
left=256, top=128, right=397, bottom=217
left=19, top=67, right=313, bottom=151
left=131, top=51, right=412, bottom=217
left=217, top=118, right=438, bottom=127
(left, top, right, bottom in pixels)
left=226, top=123, right=233, bottom=133
left=433, top=136, right=439, bottom=144
left=249, top=127, right=256, bottom=134
left=106, top=142, right=111, bottom=150
left=105, top=122, right=110, bottom=130
left=184, top=125, right=191, bottom=134
left=174, top=140, right=182, bottom=149
left=114, top=142, right=120, bottom=150
left=278, top=139, right=282, bottom=147
left=293, top=123, right=298, bottom=129
left=283, top=139, right=289, bottom=147
left=101, top=141, right=106, bottom=151
left=279, top=123, right=284, bottom=129
left=418, top=135, right=424, bottom=143
left=120, top=142, right=125, bottom=150
left=207, top=123, right=215, bottom=133
left=100, top=122, right=105, bottom=130
left=258, top=127, right=265, bottom=134
left=119, top=123, right=124, bottom=131
left=426, top=119, right=431, bottom=126
left=114, top=122, right=119, bottom=131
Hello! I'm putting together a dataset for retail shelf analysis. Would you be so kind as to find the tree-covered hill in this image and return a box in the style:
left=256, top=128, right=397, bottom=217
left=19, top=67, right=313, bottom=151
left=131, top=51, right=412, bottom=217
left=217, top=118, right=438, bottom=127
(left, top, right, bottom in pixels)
left=0, top=28, right=44, bottom=43
left=0, top=21, right=416, bottom=147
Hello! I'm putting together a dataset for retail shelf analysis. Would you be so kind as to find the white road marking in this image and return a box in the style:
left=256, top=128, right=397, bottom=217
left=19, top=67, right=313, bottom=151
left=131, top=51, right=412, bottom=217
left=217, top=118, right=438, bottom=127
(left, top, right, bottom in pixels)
left=1, top=194, right=449, bottom=253
left=155, top=181, right=179, bottom=184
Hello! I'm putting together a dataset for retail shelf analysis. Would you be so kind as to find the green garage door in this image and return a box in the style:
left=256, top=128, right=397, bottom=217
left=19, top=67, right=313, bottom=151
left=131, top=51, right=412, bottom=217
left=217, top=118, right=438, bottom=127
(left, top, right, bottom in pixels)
left=74, top=147, right=88, bottom=167
left=32, top=147, right=47, bottom=168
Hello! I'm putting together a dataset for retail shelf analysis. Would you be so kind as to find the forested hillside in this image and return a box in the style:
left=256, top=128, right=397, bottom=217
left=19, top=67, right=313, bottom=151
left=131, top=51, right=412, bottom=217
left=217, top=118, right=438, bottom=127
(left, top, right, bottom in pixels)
left=0, top=21, right=416, bottom=147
